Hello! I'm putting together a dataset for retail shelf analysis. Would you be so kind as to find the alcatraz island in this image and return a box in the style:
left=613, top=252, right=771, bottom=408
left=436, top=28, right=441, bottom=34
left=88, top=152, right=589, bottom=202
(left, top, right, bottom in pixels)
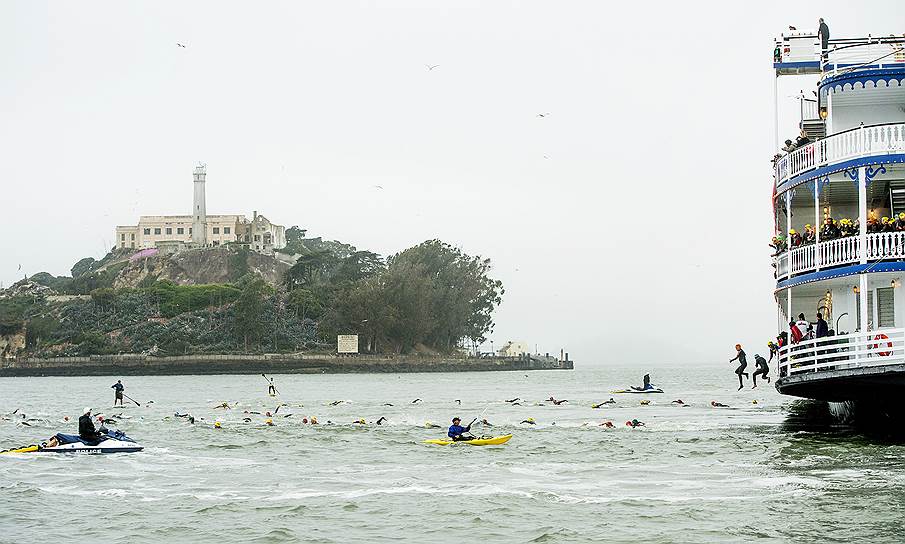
left=0, top=166, right=572, bottom=376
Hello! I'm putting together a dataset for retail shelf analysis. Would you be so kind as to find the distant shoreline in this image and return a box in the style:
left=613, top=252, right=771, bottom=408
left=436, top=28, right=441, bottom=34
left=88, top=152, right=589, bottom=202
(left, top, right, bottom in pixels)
left=0, top=354, right=573, bottom=377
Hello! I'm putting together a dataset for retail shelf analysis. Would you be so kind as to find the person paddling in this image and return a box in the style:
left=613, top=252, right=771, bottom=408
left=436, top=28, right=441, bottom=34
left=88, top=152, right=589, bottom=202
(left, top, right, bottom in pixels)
left=111, top=380, right=125, bottom=407
left=447, top=417, right=476, bottom=441
left=267, top=378, right=277, bottom=396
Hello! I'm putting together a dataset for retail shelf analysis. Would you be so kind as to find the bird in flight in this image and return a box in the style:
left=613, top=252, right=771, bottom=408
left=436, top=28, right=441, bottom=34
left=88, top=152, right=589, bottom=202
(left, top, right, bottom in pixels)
left=177, top=43, right=187, bottom=48
left=373, top=185, right=384, bottom=190
left=425, top=64, right=439, bottom=71
left=788, top=26, right=797, bottom=31
left=537, top=113, right=550, bottom=118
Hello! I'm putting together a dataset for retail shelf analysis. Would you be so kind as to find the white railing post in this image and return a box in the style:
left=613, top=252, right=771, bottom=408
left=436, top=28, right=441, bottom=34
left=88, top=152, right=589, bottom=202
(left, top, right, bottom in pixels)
left=814, top=180, right=821, bottom=270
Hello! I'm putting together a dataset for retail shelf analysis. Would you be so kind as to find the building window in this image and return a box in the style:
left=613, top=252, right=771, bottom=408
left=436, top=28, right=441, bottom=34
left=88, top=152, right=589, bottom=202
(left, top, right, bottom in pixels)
left=213, top=227, right=220, bottom=234
left=120, top=234, right=125, bottom=241
left=131, top=242, right=135, bottom=248
left=224, top=227, right=230, bottom=235
left=189, top=228, right=193, bottom=234
left=177, top=228, right=184, bottom=235
left=166, top=228, right=172, bottom=235
left=144, top=228, right=151, bottom=235
left=254, top=235, right=260, bottom=242
left=131, top=233, right=135, bottom=240
left=154, top=228, right=161, bottom=235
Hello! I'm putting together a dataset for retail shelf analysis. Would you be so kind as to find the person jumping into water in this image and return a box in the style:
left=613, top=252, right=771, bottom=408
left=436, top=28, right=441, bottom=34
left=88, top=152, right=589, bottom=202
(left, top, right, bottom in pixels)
left=752, top=354, right=771, bottom=388
left=729, top=344, right=749, bottom=391
left=447, top=417, right=475, bottom=441
left=111, top=380, right=124, bottom=407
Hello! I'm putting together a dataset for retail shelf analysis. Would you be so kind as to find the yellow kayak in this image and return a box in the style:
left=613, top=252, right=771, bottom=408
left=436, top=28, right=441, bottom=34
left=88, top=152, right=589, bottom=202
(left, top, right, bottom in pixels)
left=423, top=434, right=513, bottom=446
left=1, top=445, right=40, bottom=454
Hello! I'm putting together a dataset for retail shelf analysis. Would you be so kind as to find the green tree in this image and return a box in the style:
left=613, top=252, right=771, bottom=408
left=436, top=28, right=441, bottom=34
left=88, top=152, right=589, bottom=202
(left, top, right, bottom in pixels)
left=333, top=251, right=385, bottom=284
left=233, top=277, right=270, bottom=350
left=71, top=257, right=97, bottom=278
left=284, top=250, right=337, bottom=289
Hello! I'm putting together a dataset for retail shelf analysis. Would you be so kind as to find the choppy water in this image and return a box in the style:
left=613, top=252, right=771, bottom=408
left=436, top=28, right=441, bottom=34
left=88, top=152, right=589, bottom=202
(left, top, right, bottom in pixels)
left=2, top=366, right=904, bottom=543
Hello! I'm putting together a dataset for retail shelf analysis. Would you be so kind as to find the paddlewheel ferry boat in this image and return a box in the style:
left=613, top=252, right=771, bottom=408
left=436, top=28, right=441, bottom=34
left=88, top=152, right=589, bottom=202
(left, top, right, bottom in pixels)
left=772, top=28, right=905, bottom=420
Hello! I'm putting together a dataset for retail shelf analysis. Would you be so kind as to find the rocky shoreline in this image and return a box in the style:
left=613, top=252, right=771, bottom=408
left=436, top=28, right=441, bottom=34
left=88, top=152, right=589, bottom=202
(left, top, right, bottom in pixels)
left=0, top=354, right=573, bottom=377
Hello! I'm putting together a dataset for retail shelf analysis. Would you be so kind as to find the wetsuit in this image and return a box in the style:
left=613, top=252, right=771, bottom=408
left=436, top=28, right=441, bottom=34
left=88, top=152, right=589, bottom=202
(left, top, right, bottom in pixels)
left=112, top=382, right=124, bottom=406
left=752, top=355, right=770, bottom=386
left=729, top=349, right=749, bottom=389
left=268, top=382, right=276, bottom=395
left=448, top=423, right=474, bottom=441
left=78, top=414, right=102, bottom=443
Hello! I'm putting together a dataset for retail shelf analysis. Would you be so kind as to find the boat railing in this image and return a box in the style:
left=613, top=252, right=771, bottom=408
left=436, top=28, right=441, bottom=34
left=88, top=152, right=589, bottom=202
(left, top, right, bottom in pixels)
left=775, top=122, right=905, bottom=186
left=777, top=326, right=905, bottom=378
left=822, top=37, right=905, bottom=76
left=775, top=232, right=905, bottom=280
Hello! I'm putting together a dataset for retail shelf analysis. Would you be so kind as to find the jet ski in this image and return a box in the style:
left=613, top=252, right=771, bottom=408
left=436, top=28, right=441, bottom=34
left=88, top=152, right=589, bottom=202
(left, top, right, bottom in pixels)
left=1, top=429, right=143, bottom=455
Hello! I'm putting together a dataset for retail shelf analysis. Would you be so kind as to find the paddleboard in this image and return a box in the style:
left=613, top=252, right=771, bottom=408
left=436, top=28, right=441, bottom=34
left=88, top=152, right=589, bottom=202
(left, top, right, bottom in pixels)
left=423, top=434, right=513, bottom=446
left=612, top=388, right=664, bottom=394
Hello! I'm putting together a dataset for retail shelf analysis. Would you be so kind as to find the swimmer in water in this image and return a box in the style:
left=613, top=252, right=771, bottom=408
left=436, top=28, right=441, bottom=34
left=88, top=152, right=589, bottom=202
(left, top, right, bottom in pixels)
left=505, top=397, right=520, bottom=403
left=625, top=419, right=645, bottom=428
left=640, top=399, right=651, bottom=406
left=480, top=418, right=492, bottom=427
left=376, top=417, right=388, bottom=425
left=520, top=418, right=536, bottom=425
left=329, top=400, right=345, bottom=406
left=671, top=399, right=685, bottom=405
left=599, top=421, right=615, bottom=428
left=353, top=418, right=366, bottom=425
left=213, top=402, right=231, bottom=409
left=424, top=422, right=442, bottom=429
left=411, top=399, right=422, bottom=404
left=711, top=401, right=729, bottom=408
left=592, top=398, right=616, bottom=408
left=547, top=397, right=568, bottom=405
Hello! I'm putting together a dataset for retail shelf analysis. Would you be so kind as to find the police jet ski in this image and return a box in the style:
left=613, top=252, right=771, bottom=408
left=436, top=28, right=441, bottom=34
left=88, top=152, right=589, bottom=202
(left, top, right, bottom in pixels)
left=1, top=429, right=143, bottom=455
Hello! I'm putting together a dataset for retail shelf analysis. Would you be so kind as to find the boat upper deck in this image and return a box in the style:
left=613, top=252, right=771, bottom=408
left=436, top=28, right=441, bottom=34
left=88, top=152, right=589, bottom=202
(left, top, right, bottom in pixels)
left=775, top=33, right=905, bottom=76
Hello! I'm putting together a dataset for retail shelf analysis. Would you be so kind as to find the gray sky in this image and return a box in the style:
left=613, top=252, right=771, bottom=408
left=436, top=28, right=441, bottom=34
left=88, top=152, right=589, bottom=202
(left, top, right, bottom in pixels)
left=1, top=2, right=899, bottom=365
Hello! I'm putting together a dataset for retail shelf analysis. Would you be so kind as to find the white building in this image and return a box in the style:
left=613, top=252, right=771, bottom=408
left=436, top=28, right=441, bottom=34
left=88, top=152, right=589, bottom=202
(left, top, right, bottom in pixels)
left=498, top=341, right=530, bottom=357
left=114, top=165, right=286, bottom=254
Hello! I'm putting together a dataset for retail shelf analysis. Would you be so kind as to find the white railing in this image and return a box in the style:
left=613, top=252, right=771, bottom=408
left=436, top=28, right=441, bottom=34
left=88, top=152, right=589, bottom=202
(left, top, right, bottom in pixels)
left=775, top=123, right=905, bottom=185
left=776, top=232, right=905, bottom=280
left=777, top=327, right=905, bottom=378
left=824, top=39, right=905, bottom=76
left=800, top=98, right=818, bottom=121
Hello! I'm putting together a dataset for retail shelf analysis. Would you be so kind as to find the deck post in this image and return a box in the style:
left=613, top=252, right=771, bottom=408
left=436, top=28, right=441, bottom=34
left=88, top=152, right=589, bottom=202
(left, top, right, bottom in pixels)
left=786, top=191, right=792, bottom=274
left=859, top=167, right=867, bottom=265
left=815, top=180, right=821, bottom=270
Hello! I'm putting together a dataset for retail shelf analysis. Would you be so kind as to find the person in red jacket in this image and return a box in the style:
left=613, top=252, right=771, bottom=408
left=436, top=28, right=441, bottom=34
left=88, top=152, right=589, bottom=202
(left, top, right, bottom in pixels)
left=789, top=321, right=803, bottom=344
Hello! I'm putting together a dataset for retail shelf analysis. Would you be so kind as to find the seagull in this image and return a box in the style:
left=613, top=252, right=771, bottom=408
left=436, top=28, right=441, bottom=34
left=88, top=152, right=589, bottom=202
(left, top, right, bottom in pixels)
left=177, top=43, right=186, bottom=48
left=425, top=64, right=439, bottom=71
left=788, top=26, right=797, bottom=31
left=537, top=113, right=550, bottom=118
left=373, top=185, right=384, bottom=190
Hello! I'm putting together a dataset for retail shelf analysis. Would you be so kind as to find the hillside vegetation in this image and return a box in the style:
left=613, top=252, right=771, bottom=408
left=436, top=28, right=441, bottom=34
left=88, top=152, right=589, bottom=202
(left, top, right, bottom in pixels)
left=0, top=230, right=503, bottom=358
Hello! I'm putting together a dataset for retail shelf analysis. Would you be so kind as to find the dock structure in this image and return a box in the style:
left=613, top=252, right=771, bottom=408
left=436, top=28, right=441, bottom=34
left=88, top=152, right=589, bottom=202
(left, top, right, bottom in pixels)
left=771, top=28, right=905, bottom=406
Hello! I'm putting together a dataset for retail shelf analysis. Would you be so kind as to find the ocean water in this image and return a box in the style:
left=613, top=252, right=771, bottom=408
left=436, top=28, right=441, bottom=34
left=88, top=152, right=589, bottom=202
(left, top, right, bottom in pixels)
left=1, top=366, right=904, bottom=543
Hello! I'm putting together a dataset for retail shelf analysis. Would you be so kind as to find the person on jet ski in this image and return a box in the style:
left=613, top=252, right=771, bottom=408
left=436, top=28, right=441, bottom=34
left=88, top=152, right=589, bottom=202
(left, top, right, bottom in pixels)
left=632, top=374, right=654, bottom=391
left=448, top=417, right=476, bottom=441
left=78, top=408, right=104, bottom=442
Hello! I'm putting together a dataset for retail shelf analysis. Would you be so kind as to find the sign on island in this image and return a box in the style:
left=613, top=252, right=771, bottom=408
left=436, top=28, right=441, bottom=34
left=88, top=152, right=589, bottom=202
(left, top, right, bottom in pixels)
left=337, top=335, right=359, bottom=354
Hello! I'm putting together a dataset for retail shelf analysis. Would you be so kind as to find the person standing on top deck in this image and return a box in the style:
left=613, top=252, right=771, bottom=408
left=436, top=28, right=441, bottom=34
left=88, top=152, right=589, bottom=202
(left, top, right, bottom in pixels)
left=818, top=19, right=830, bottom=52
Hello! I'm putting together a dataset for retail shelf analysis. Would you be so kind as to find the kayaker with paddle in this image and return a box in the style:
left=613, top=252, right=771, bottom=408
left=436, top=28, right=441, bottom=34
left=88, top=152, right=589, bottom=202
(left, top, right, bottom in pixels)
left=448, top=417, right=476, bottom=441
left=111, top=380, right=125, bottom=407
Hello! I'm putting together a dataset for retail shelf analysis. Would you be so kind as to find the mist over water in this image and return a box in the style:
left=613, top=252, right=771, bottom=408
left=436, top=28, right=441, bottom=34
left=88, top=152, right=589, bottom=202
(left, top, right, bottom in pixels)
left=2, top=366, right=904, bottom=543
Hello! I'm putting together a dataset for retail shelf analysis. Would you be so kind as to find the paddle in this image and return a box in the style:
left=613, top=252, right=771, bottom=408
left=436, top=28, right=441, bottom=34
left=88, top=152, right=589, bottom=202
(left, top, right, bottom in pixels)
left=261, top=373, right=280, bottom=395
left=122, top=394, right=141, bottom=407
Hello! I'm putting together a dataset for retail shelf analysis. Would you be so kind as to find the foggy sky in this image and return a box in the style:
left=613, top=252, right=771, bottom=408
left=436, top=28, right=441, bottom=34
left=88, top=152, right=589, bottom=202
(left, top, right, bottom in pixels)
left=1, top=1, right=899, bottom=365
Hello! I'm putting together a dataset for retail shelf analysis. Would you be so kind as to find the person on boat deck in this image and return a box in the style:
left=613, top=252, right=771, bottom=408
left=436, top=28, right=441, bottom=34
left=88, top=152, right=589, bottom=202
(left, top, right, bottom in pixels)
left=789, top=321, right=803, bottom=344
left=448, top=417, right=475, bottom=441
left=111, top=380, right=124, bottom=407
left=816, top=313, right=829, bottom=339
left=729, top=344, right=749, bottom=391
left=796, top=314, right=812, bottom=340
left=818, top=18, right=830, bottom=53
left=752, top=354, right=771, bottom=388
left=78, top=408, right=103, bottom=442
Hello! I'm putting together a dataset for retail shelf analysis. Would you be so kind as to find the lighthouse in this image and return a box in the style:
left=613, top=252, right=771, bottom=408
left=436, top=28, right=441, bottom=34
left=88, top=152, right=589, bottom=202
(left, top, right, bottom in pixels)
left=192, top=164, right=208, bottom=246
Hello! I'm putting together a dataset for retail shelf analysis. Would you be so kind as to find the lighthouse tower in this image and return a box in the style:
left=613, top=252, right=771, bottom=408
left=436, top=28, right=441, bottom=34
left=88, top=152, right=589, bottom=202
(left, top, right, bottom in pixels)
left=192, top=164, right=208, bottom=246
